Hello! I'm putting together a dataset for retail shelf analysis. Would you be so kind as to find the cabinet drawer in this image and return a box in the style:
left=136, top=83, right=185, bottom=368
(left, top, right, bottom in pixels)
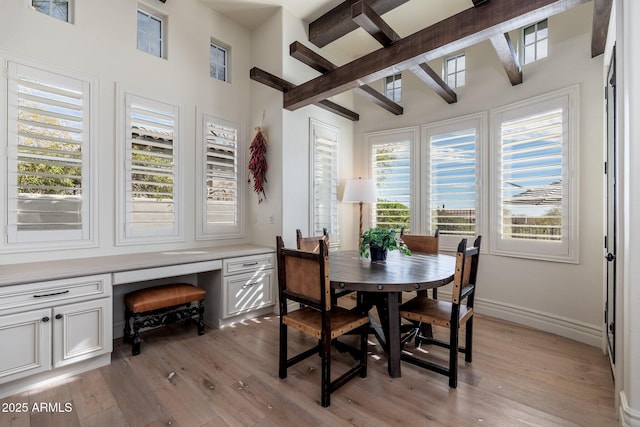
left=223, top=253, right=275, bottom=275
left=0, top=274, right=111, bottom=315
left=223, top=270, right=274, bottom=318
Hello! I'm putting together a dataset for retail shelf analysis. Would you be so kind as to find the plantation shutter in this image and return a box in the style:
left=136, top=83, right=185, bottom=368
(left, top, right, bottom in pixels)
left=499, top=108, right=564, bottom=241
left=311, top=120, right=339, bottom=244
left=124, top=94, right=179, bottom=240
left=371, top=140, right=411, bottom=230
left=6, top=61, right=91, bottom=245
left=204, top=118, right=239, bottom=233
left=429, top=128, right=477, bottom=237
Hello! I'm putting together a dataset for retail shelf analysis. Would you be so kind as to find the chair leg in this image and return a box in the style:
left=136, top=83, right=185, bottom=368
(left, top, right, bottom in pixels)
left=449, top=325, right=460, bottom=388
left=360, top=325, right=368, bottom=378
left=279, top=322, right=288, bottom=379
left=464, top=317, right=473, bottom=363
left=320, top=334, right=332, bottom=408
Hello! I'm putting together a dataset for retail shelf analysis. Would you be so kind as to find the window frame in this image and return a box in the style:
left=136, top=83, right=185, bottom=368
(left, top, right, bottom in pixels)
left=521, top=19, right=549, bottom=65
left=365, top=127, right=419, bottom=233
left=383, top=73, right=402, bottom=103
left=421, top=113, right=487, bottom=252
left=309, top=118, right=341, bottom=247
left=196, top=112, right=244, bottom=240
left=489, top=85, right=579, bottom=263
left=2, top=56, right=97, bottom=252
left=444, top=53, right=466, bottom=89
left=136, top=6, right=165, bottom=58
left=210, top=40, right=230, bottom=83
left=116, top=90, right=182, bottom=245
left=31, top=0, right=72, bottom=23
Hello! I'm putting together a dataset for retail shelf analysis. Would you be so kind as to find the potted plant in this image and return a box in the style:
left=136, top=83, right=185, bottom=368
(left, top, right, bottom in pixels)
left=359, top=227, right=411, bottom=261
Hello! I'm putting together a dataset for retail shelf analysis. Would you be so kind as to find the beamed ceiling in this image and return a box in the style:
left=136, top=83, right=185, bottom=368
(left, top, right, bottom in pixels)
left=205, top=0, right=612, bottom=121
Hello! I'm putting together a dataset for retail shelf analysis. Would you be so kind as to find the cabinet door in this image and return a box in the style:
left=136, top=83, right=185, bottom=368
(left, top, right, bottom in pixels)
left=223, top=269, right=274, bottom=318
left=0, top=308, right=52, bottom=384
left=53, top=298, right=112, bottom=368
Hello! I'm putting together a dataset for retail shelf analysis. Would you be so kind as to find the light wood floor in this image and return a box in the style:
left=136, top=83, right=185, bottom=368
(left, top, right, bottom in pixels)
left=1, top=313, right=617, bottom=427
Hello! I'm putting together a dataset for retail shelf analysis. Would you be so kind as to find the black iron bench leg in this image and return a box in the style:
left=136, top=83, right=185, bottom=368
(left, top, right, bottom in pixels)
left=197, top=299, right=205, bottom=335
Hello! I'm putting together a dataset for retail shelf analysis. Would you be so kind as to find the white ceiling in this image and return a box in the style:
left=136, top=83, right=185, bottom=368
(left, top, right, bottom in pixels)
left=199, top=0, right=473, bottom=59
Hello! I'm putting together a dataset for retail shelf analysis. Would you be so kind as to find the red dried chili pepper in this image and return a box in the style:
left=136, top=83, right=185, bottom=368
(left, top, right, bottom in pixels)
left=248, top=126, right=268, bottom=203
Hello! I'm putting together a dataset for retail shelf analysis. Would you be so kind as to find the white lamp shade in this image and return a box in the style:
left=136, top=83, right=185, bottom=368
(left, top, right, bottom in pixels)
left=343, top=178, right=377, bottom=203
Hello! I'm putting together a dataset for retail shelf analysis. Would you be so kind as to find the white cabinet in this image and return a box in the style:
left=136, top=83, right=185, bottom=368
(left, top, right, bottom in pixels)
left=205, top=251, right=275, bottom=327
left=0, top=274, right=112, bottom=386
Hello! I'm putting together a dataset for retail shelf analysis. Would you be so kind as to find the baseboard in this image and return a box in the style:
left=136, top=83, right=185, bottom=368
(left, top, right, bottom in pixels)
left=620, top=392, right=640, bottom=427
left=436, top=291, right=603, bottom=347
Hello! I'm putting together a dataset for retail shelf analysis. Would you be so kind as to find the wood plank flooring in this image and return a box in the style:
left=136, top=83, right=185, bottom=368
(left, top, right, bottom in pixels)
left=0, top=313, right=617, bottom=426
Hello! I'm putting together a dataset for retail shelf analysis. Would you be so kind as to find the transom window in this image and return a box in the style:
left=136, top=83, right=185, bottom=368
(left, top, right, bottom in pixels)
left=384, top=73, right=402, bottom=102
left=31, top=0, right=71, bottom=22
left=522, top=19, right=548, bottom=64
left=210, top=42, right=229, bottom=82
left=137, top=8, right=164, bottom=58
left=445, top=54, right=466, bottom=88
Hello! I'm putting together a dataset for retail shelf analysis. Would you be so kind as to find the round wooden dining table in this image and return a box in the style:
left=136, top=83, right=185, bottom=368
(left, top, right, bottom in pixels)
left=329, top=249, right=456, bottom=378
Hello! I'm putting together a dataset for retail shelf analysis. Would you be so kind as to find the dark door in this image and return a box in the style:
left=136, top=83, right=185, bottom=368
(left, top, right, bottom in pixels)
left=605, top=48, right=617, bottom=364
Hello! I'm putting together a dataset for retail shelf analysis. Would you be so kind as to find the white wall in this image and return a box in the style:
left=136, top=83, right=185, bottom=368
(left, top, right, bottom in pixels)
left=352, top=4, right=605, bottom=346
left=0, top=0, right=253, bottom=263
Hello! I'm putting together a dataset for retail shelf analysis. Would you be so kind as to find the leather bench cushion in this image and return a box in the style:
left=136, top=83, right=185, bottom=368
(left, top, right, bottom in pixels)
left=125, top=283, right=205, bottom=313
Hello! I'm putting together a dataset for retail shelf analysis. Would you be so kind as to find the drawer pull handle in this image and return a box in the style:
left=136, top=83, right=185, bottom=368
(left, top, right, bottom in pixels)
left=55, top=314, right=63, bottom=320
left=242, top=262, right=259, bottom=267
left=42, top=316, right=50, bottom=323
left=242, top=282, right=261, bottom=289
left=34, top=290, right=70, bottom=298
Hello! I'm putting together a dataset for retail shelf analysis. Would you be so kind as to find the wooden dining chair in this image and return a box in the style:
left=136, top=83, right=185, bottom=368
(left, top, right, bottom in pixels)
left=296, top=228, right=329, bottom=253
left=400, top=228, right=440, bottom=298
left=276, top=236, right=369, bottom=407
left=296, top=228, right=354, bottom=305
left=399, top=236, right=481, bottom=388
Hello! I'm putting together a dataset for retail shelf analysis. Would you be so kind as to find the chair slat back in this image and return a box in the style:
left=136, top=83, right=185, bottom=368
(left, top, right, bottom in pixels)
left=400, top=228, right=439, bottom=254
left=451, top=236, right=481, bottom=304
left=277, top=236, right=331, bottom=311
left=296, top=228, right=329, bottom=253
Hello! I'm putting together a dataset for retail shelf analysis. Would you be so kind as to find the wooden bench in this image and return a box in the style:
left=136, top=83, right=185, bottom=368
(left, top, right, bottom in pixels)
left=123, top=283, right=206, bottom=355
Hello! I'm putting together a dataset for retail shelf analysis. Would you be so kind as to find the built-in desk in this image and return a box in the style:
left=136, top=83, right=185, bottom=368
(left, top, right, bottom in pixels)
left=0, top=244, right=275, bottom=399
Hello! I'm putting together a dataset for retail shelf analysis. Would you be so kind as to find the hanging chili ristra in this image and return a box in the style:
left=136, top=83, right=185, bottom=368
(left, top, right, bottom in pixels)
left=248, top=126, right=268, bottom=203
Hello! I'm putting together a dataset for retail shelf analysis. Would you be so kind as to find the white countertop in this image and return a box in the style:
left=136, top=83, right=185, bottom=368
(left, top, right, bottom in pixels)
left=0, top=244, right=274, bottom=287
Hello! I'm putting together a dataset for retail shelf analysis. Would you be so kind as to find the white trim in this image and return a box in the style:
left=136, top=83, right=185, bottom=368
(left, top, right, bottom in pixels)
left=309, top=118, right=341, bottom=247
left=116, top=88, right=183, bottom=246
left=421, top=112, right=487, bottom=252
left=620, top=392, right=640, bottom=427
left=365, top=126, right=420, bottom=232
left=489, top=85, right=580, bottom=263
left=195, top=110, right=245, bottom=240
left=0, top=54, right=98, bottom=253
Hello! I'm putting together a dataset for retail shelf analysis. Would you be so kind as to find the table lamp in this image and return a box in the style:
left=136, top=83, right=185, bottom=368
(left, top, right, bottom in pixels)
left=342, top=177, right=377, bottom=239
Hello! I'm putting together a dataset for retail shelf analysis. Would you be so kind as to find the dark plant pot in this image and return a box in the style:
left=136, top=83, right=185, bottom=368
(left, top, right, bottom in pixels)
left=369, top=245, right=388, bottom=261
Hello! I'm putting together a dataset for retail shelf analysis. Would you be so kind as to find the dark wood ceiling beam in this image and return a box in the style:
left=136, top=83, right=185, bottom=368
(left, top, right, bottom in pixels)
left=351, top=0, right=456, bottom=104
left=591, top=0, right=613, bottom=57
left=284, top=0, right=589, bottom=111
left=249, top=67, right=359, bottom=121
left=308, top=0, right=410, bottom=48
left=489, top=33, right=523, bottom=85
left=351, top=0, right=401, bottom=46
left=289, top=41, right=403, bottom=115
left=472, top=0, right=490, bottom=5
left=409, top=64, right=457, bottom=104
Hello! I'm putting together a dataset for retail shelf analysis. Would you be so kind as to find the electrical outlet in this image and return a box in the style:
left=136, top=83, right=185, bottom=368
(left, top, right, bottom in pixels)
left=269, top=213, right=274, bottom=224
